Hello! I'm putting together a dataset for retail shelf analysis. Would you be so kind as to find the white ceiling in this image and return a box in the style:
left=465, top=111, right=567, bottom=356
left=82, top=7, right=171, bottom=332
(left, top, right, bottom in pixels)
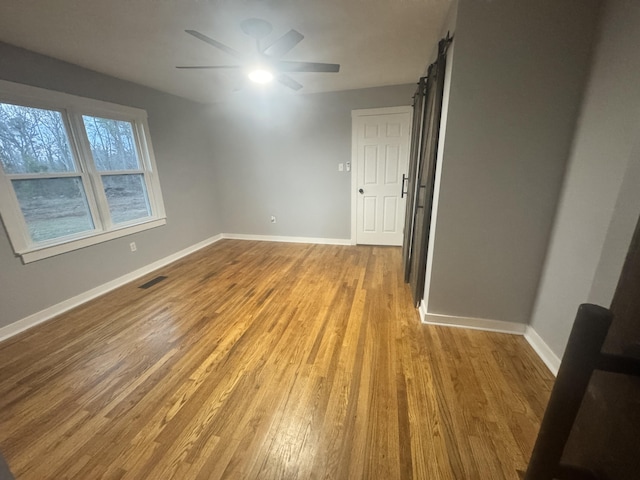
left=0, top=0, right=453, bottom=104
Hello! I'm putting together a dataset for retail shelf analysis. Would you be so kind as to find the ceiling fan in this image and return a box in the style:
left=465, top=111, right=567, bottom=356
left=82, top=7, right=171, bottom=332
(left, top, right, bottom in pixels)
left=177, top=18, right=341, bottom=91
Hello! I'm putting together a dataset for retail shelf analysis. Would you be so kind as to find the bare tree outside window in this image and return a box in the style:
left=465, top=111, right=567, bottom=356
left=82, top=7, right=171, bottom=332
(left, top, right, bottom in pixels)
left=0, top=103, right=75, bottom=174
left=0, top=82, right=165, bottom=262
left=82, top=116, right=140, bottom=171
left=0, top=103, right=94, bottom=242
left=83, top=116, right=151, bottom=224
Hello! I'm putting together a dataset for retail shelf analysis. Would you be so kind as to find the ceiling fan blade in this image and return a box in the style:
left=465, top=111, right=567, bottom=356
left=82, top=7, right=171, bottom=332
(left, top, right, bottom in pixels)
left=263, top=29, right=304, bottom=57
left=277, top=74, right=303, bottom=91
left=176, top=65, right=243, bottom=69
left=185, top=30, right=244, bottom=59
left=274, top=61, right=340, bottom=73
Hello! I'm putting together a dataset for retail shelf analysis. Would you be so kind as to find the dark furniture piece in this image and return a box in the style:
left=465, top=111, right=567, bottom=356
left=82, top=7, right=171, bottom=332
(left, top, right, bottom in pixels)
left=525, top=304, right=640, bottom=480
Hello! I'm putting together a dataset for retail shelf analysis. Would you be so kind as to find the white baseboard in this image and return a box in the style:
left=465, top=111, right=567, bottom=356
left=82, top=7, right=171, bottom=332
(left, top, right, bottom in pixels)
left=1, top=233, right=561, bottom=380
left=418, top=300, right=559, bottom=375
left=524, top=326, right=560, bottom=376
left=419, top=301, right=527, bottom=335
left=0, top=234, right=223, bottom=343
left=221, top=233, right=352, bottom=246
left=418, top=299, right=428, bottom=323
left=0, top=233, right=351, bottom=342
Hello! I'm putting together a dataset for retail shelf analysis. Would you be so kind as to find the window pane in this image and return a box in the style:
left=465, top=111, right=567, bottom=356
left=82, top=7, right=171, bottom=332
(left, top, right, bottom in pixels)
left=83, top=116, right=140, bottom=171
left=103, top=174, right=151, bottom=224
left=12, top=177, right=94, bottom=242
left=0, top=103, right=76, bottom=174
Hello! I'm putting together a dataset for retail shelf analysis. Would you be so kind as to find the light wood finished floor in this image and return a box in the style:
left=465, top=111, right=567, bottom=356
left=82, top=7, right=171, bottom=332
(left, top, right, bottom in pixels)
left=0, top=240, right=553, bottom=479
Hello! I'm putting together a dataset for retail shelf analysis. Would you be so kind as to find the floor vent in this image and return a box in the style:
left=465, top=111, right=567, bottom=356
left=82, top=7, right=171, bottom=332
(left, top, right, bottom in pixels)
left=139, top=276, right=167, bottom=289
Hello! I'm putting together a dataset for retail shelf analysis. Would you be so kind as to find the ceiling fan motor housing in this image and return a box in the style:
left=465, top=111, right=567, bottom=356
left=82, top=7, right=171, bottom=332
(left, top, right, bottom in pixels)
left=240, top=18, right=273, bottom=40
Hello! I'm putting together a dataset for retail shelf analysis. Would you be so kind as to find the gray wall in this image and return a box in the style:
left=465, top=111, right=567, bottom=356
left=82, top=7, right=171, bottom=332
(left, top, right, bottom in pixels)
left=0, top=42, right=414, bottom=332
left=0, top=42, right=221, bottom=329
left=423, top=0, right=600, bottom=324
left=208, top=85, right=415, bottom=239
left=424, top=0, right=458, bottom=71
left=530, top=0, right=640, bottom=357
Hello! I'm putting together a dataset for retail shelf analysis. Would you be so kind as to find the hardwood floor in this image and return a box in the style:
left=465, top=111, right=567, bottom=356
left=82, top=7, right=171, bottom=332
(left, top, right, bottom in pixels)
left=0, top=240, right=553, bottom=479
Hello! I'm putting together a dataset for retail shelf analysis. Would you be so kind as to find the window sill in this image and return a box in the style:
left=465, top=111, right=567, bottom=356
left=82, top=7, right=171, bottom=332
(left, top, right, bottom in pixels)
left=18, top=218, right=167, bottom=264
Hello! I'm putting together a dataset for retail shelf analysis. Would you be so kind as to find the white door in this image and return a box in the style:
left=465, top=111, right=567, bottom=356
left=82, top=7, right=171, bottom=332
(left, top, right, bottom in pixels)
left=352, top=107, right=412, bottom=246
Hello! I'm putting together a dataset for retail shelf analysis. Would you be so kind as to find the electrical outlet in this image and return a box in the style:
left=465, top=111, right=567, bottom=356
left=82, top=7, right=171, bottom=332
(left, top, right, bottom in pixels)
left=338, top=163, right=344, bottom=171
left=346, top=162, right=351, bottom=172
left=270, top=216, right=277, bottom=223
left=130, top=242, right=137, bottom=252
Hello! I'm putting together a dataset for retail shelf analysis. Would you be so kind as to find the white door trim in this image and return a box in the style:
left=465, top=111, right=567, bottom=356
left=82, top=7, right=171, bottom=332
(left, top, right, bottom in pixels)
left=350, top=106, right=413, bottom=244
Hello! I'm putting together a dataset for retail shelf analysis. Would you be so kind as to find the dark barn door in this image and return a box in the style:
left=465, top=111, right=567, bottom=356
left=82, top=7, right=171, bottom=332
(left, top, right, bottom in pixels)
left=402, top=77, right=428, bottom=283
left=403, top=36, right=452, bottom=305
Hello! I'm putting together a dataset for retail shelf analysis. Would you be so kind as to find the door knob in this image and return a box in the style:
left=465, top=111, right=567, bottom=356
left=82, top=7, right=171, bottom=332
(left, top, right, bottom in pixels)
left=358, top=188, right=364, bottom=194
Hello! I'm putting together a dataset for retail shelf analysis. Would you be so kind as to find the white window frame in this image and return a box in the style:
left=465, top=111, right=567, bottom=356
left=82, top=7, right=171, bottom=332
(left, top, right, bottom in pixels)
left=0, top=80, right=166, bottom=263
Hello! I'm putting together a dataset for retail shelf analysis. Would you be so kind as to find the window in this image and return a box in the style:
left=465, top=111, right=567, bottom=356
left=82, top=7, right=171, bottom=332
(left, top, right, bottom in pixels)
left=0, top=80, right=166, bottom=263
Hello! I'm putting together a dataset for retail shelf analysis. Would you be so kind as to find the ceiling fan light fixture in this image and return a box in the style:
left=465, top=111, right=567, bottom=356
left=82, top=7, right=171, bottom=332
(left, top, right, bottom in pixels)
left=248, top=69, right=274, bottom=84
